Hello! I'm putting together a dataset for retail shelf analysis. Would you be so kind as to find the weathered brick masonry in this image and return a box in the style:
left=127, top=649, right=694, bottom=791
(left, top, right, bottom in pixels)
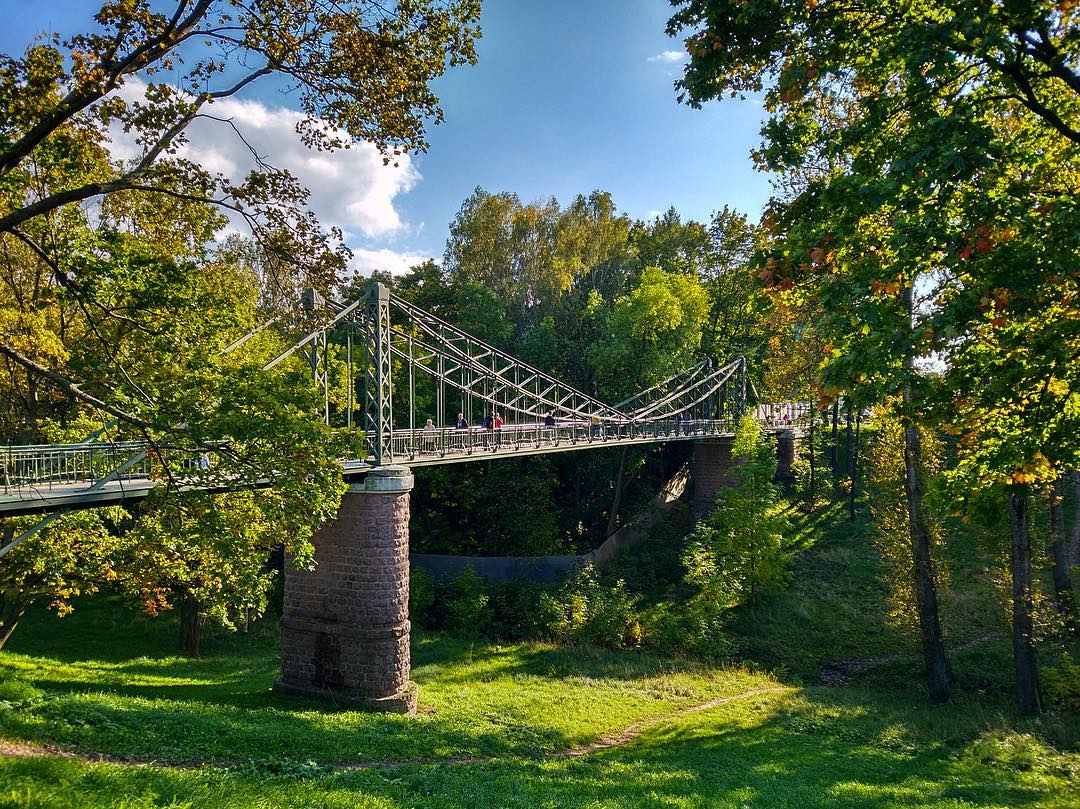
left=275, top=466, right=418, bottom=714
left=693, top=431, right=799, bottom=514
left=693, top=437, right=736, bottom=516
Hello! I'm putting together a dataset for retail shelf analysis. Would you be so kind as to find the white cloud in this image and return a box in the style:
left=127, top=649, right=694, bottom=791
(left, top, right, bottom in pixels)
left=108, top=81, right=419, bottom=241
left=647, top=50, right=687, bottom=64
left=349, top=248, right=434, bottom=277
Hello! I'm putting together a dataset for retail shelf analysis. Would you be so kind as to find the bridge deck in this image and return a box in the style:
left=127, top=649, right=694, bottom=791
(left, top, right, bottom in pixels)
left=0, top=417, right=807, bottom=516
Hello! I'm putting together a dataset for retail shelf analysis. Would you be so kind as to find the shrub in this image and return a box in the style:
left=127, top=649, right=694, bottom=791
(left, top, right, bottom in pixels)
left=486, top=577, right=545, bottom=640
left=691, top=416, right=793, bottom=604
left=443, top=566, right=492, bottom=637
left=409, top=567, right=437, bottom=628
left=538, top=564, right=642, bottom=650
left=1043, top=654, right=1080, bottom=713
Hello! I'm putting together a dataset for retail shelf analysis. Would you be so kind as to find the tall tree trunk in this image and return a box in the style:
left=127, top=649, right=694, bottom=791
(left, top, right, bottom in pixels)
left=830, top=400, right=839, bottom=475
left=1070, top=470, right=1080, bottom=569
left=606, top=447, right=629, bottom=538
left=808, top=407, right=816, bottom=507
left=1008, top=487, right=1043, bottom=717
left=1049, top=476, right=1075, bottom=630
left=900, top=284, right=951, bottom=702
left=178, top=595, right=204, bottom=659
left=0, top=589, right=25, bottom=651
left=903, top=420, right=953, bottom=702
left=846, top=401, right=856, bottom=521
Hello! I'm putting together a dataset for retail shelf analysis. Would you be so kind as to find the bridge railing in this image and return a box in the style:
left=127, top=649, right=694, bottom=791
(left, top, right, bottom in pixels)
left=388, top=417, right=739, bottom=463
left=1, top=408, right=813, bottom=491
left=754, top=402, right=813, bottom=428
left=0, top=441, right=153, bottom=492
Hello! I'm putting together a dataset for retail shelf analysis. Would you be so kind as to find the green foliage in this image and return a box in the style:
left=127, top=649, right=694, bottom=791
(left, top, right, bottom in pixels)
left=0, top=0, right=481, bottom=651
left=668, top=0, right=1080, bottom=482
left=689, top=416, right=793, bottom=604
left=537, top=564, right=643, bottom=650
left=409, top=567, right=438, bottom=626
left=1043, top=654, right=1080, bottom=714
left=588, top=266, right=709, bottom=400
left=0, top=509, right=129, bottom=622
left=410, top=458, right=564, bottom=556
left=443, top=566, right=491, bottom=638
left=865, top=409, right=948, bottom=636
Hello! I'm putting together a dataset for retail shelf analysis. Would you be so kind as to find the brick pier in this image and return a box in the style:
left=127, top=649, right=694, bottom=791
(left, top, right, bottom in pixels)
left=693, top=431, right=799, bottom=515
left=693, top=437, right=737, bottom=517
left=275, top=466, right=417, bottom=714
left=775, top=429, right=797, bottom=480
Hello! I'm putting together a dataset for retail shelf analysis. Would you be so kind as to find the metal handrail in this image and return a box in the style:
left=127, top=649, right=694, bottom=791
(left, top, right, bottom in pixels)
left=1, top=408, right=812, bottom=493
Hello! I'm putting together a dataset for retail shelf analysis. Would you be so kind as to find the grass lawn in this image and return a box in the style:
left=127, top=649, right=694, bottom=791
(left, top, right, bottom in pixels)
left=1, top=601, right=1078, bottom=807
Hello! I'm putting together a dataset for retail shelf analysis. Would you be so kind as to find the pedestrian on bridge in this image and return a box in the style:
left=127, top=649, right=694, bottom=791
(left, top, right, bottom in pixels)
left=456, top=412, right=468, bottom=429
left=422, top=418, right=437, bottom=454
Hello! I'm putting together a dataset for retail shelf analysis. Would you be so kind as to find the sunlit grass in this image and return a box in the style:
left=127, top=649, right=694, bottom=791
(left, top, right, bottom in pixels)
left=1, top=526, right=1078, bottom=807
left=2, top=686, right=1078, bottom=808
left=0, top=602, right=777, bottom=766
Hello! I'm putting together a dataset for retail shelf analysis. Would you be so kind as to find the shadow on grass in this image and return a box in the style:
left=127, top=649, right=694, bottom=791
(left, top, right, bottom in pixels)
left=1, top=688, right=1070, bottom=809
left=3, top=605, right=737, bottom=766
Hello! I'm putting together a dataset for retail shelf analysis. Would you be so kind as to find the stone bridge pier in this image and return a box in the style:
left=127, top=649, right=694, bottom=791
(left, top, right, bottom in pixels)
left=693, top=436, right=737, bottom=517
left=693, top=429, right=799, bottom=516
left=275, top=466, right=418, bottom=714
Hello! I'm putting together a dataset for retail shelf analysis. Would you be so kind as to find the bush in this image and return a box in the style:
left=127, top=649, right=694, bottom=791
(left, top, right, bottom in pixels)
left=409, top=567, right=437, bottom=628
left=486, top=577, right=545, bottom=640
left=443, top=566, right=492, bottom=637
left=537, top=564, right=642, bottom=650
left=1043, top=654, right=1080, bottom=713
left=691, top=416, right=793, bottom=604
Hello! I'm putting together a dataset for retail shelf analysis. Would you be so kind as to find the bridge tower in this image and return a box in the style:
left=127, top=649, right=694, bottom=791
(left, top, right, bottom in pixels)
left=275, top=466, right=417, bottom=713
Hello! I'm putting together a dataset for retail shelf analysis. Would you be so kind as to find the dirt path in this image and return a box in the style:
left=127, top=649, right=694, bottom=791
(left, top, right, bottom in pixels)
left=0, top=686, right=790, bottom=772
left=819, top=633, right=999, bottom=686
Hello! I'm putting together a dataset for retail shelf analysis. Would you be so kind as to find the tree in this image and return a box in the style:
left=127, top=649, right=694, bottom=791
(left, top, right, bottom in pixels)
left=687, top=415, right=792, bottom=604
left=0, top=510, right=128, bottom=650
left=1, top=0, right=479, bottom=406
left=588, top=266, right=709, bottom=401
left=865, top=408, right=951, bottom=643
left=0, top=0, right=477, bottom=647
left=666, top=0, right=1079, bottom=709
left=443, top=188, right=635, bottom=332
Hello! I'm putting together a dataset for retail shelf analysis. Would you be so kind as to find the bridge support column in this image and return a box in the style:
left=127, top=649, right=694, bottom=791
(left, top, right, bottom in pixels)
left=275, top=466, right=417, bottom=714
left=775, top=429, right=797, bottom=480
left=693, top=437, right=737, bottom=517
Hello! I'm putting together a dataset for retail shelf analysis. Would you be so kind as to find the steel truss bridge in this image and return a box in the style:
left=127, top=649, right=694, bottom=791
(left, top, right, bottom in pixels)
left=0, top=282, right=809, bottom=523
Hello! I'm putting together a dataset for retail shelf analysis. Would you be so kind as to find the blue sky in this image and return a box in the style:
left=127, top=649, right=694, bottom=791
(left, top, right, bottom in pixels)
left=1, top=0, right=774, bottom=274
